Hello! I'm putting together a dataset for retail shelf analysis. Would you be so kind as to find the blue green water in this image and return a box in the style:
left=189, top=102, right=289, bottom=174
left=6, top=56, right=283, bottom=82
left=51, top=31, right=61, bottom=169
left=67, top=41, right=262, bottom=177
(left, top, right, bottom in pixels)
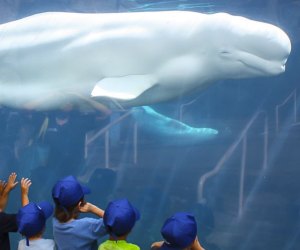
left=0, top=1, right=299, bottom=249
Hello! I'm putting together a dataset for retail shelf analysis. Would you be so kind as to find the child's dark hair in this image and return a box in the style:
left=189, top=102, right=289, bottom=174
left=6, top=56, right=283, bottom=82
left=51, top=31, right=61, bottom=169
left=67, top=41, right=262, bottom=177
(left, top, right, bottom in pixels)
left=106, top=225, right=131, bottom=238
left=53, top=197, right=84, bottom=223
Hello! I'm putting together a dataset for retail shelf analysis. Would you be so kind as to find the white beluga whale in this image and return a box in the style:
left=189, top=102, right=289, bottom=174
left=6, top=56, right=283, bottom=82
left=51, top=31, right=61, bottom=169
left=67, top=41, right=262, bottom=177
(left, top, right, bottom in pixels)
left=0, top=11, right=291, bottom=110
left=132, top=106, right=218, bottom=144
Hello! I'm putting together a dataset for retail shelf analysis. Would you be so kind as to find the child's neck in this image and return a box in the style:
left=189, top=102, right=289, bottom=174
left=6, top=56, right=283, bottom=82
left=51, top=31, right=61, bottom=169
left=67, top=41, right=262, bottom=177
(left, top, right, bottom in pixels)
left=28, top=235, right=43, bottom=241
left=109, top=235, right=127, bottom=241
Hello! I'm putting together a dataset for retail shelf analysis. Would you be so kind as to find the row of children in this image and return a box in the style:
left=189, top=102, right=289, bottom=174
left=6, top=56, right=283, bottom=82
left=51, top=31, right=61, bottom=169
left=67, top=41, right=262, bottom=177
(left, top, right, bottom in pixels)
left=0, top=173, right=205, bottom=250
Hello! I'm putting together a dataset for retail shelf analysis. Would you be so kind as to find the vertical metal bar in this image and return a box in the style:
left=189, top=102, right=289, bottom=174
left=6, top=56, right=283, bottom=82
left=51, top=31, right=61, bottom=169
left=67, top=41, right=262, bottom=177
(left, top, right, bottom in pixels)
left=133, top=122, right=138, bottom=165
left=105, top=131, right=109, bottom=168
left=275, top=106, right=279, bottom=134
left=275, top=90, right=297, bottom=133
left=179, top=106, right=183, bottom=122
left=239, top=135, right=247, bottom=218
left=263, top=116, right=268, bottom=170
left=294, top=90, right=297, bottom=124
left=84, top=133, right=88, bottom=159
left=179, top=97, right=200, bottom=122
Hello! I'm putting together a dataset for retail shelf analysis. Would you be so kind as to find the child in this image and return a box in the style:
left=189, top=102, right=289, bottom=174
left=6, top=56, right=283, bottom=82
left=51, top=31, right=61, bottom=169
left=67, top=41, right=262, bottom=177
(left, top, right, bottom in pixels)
left=0, top=172, right=19, bottom=250
left=52, top=175, right=107, bottom=250
left=99, top=198, right=140, bottom=250
left=17, top=177, right=55, bottom=249
left=151, top=212, right=205, bottom=250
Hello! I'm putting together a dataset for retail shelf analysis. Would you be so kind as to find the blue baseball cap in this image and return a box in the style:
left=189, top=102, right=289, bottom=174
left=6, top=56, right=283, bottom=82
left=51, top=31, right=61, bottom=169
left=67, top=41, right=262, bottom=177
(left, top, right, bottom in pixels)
left=104, top=198, right=140, bottom=237
left=160, top=212, right=197, bottom=249
left=17, top=201, right=53, bottom=238
left=52, top=175, right=90, bottom=207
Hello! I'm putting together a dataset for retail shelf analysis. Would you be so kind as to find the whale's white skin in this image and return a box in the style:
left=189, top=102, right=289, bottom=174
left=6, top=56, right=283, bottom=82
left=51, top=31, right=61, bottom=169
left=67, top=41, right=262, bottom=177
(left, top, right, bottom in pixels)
left=0, top=11, right=291, bottom=110
left=132, top=106, right=218, bottom=144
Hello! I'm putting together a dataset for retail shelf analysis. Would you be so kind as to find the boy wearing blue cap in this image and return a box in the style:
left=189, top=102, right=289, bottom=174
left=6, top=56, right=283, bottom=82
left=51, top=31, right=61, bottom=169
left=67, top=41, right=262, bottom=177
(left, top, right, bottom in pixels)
left=99, top=198, right=140, bottom=250
left=151, top=212, right=204, bottom=250
left=17, top=201, right=55, bottom=249
left=17, top=176, right=55, bottom=249
left=52, top=175, right=107, bottom=250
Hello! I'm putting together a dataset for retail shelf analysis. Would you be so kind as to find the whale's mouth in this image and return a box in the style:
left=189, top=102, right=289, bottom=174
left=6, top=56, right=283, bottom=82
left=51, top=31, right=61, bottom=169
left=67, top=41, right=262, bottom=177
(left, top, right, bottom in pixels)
left=220, top=48, right=287, bottom=76
left=237, top=50, right=287, bottom=75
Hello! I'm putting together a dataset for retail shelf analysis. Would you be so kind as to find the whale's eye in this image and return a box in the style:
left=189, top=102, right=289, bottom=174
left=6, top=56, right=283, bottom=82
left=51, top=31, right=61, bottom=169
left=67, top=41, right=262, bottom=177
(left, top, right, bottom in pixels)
left=220, top=50, right=230, bottom=55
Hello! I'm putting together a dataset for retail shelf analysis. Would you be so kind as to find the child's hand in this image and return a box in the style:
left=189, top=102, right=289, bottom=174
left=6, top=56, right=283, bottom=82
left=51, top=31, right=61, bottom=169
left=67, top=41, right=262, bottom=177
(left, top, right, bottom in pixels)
left=5, top=173, right=18, bottom=192
left=78, top=201, right=104, bottom=217
left=78, top=201, right=91, bottom=213
left=21, top=178, right=32, bottom=195
left=0, top=180, right=7, bottom=195
left=151, top=241, right=164, bottom=249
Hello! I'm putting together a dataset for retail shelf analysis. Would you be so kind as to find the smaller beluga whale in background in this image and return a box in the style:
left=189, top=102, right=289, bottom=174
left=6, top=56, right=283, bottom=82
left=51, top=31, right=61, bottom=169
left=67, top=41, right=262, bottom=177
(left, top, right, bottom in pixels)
left=0, top=11, right=291, bottom=110
left=132, top=106, right=218, bottom=145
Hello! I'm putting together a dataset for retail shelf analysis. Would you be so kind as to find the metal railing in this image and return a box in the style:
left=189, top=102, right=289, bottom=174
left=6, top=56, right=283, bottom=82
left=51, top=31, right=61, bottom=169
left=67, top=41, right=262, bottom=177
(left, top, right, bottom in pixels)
left=197, top=111, right=269, bottom=218
left=84, top=109, right=138, bottom=168
left=179, top=97, right=201, bottom=121
left=275, top=89, right=298, bottom=133
left=197, top=89, right=299, bottom=217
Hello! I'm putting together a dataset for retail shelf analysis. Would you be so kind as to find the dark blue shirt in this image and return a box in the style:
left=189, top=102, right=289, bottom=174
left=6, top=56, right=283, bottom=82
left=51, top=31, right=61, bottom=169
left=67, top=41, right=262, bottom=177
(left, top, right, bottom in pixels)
left=0, top=212, right=18, bottom=250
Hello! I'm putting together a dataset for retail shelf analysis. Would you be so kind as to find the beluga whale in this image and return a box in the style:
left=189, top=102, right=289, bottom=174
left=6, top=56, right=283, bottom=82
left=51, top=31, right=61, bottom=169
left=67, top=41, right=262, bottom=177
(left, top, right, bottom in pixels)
left=0, top=11, right=291, bottom=110
left=132, top=106, right=218, bottom=145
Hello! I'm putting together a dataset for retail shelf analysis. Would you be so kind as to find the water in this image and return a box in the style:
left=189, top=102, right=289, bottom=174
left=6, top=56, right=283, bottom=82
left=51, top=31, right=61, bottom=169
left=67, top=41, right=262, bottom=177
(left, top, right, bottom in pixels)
left=0, top=1, right=299, bottom=249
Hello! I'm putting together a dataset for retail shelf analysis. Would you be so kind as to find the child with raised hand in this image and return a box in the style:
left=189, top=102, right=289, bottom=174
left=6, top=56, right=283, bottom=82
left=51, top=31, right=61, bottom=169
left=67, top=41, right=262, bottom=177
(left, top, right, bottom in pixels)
left=52, top=175, right=107, bottom=250
left=0, top=172, right=18, bottom=211
left=99, top=198, right=140, bottom=250
left=0, top=179, right=7, bottom=210
left=17, top=177, right=56, bottom=249
left=151, top=212, right=205, bottom=250
left=0, top=172, right=19, bottom=250
left=20, top=178, right=31, bottom=206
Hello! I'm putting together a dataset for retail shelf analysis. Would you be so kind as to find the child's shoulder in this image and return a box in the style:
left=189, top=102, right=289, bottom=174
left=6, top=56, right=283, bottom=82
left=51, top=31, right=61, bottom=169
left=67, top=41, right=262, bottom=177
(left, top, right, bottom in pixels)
left=127, top=242, right=140, bottom=250
left=99, top=240, right=140, bottom=250
left=54, top=216, right=102, bottom=227
left=18, top=238, right=56, bottom=249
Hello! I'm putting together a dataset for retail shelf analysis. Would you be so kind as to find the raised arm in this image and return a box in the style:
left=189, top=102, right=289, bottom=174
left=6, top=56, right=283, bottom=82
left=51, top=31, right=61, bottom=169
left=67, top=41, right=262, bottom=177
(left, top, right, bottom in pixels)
left=20, top=178, right=32, bottom=206
left=0, top=180, right=7, bottom=211
left=0, top=173, right=18, bottom=212
left=190, top=237, right=205, bottom=250
left=78, top=201, right=105, bottom=218
left=0, top=180, right=7, bottom=194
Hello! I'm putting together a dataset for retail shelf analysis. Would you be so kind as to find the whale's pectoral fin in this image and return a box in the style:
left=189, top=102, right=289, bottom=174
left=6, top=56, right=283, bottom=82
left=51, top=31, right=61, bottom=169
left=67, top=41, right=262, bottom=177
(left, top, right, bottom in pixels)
left=91, top=75, right=157, bottom=100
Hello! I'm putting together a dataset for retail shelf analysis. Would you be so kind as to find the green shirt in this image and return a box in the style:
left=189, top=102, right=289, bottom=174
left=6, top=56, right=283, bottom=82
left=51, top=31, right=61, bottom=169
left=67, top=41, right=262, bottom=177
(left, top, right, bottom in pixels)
left=98, top=240, right=140, bottom=250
